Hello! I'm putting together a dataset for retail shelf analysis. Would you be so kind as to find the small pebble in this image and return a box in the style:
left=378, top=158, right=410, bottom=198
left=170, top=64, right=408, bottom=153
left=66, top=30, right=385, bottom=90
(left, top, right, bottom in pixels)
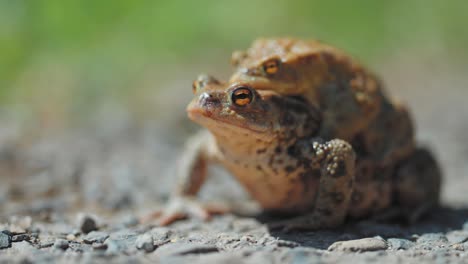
left=83, top=231, right=109, bottom=244
left=155, top=242, right=219, bottom=257
left=0, top=231, right=12, bottom=249
left=39, top=240, right=55, bottom=249
left=105, top=230, right=139, bottom=254
left=328, top=237, right=388, bottom=252
left=451, top=243, right=465, bottom=251
left=150, top=227, right=172, bottom=242
left=69, top=242, right=92, bottom=253
left=77, top=214, right=98, bottom=234
left=8, top=216, right=32, bottom=234
left=388, top=238, right=414, bottom=250
left=416, top=233, right=448, bottom=243
left=92, top=243, right=108, bottom=251
left=53, top=239, right=69, bottom=250
left=446, top=231, right=468, bottom=244
left=136, top=233, right=155, bottom=253
left=10, top=240, right=39, bottom=255
left=11, top=234, right=31, bottom=242
left=463, top=221, right=468, bottom=231
left=120, top=216, right=139, bottom=227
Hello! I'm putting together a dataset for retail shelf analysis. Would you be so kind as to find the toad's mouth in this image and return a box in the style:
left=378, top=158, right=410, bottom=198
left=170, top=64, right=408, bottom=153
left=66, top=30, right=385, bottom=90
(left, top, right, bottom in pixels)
left=186, top=103, right=275, bottom=142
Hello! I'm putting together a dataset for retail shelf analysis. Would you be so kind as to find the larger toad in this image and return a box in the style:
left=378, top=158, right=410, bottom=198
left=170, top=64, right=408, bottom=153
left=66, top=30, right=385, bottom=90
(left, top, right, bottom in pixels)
left=230, top=38, right=381, bottom=141
left=150, top=39, right=441, bottom=229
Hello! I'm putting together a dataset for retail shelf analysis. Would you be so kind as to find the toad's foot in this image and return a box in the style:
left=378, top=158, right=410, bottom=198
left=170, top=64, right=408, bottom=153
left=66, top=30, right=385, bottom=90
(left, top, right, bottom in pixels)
left=269, top=139, right=356, bottom=232
left=141, top=196, right=229, bottom=226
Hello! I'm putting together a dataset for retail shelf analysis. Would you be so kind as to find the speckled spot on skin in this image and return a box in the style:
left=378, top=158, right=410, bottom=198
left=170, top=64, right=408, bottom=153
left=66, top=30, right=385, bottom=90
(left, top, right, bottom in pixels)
left=256, top=148, right=267, bottom=154
left=330, top=192, right=345, bottom=205
left=316, top=208, right=333, bottom=216
left=287, top=145, right=300, bottom=158
left=351, top=191, right=363, bottom=205
left=284, top=165, right=296, bottom=173
left=275, top=146, right=282, bottom=154
left=370, top=200, right=379, bottom=211
left=332, top=160, right=347, bottom=178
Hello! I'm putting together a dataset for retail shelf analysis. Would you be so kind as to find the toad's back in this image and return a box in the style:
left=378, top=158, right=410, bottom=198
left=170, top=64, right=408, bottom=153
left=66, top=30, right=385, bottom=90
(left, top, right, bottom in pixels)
left=229, top=38, right=440, bottom=217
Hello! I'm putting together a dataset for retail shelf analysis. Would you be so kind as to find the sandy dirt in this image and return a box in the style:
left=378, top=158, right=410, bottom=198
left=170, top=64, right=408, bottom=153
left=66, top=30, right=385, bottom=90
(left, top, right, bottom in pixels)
left=0, top=60, right=467, bottom=263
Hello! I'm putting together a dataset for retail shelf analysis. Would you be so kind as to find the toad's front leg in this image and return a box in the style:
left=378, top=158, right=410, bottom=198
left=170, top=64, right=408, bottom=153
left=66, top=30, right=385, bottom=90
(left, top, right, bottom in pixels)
left=271, top=139, right=356, bottom=230
left=141, top=130, right=227, bottom=225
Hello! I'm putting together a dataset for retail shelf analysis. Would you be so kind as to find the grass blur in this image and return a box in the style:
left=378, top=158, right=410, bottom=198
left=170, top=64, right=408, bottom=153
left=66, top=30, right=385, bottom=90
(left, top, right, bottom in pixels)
left=0, top=0, right=466, bottom=127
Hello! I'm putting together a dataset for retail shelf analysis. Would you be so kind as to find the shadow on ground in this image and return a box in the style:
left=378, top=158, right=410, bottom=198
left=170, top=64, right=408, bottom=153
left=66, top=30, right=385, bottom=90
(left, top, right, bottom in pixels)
left=261, top=207, right=468, bottom=249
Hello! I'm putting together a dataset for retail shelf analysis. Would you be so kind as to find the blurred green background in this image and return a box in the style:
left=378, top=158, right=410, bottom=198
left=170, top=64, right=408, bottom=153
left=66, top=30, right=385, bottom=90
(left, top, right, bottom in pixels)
left=1, top=0, right=466, bottom=127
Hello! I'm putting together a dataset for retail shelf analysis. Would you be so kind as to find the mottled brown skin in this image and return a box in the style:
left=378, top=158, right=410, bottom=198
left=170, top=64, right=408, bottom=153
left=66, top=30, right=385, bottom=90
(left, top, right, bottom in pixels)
left=153, top=39, right=441, bottom=229
left=229, top=38, right=441, bottom=219
left=155, top=75, right=357, bottom=228
left=230, top=38, right=382, bottom=141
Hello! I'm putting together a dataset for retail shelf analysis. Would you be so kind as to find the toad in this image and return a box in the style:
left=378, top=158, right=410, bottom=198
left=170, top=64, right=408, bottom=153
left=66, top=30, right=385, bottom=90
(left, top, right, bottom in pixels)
left=149, top=39, right=441, bottom=229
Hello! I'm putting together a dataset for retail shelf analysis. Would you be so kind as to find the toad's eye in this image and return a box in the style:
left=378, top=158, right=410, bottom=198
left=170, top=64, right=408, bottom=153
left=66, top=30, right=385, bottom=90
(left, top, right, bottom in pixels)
left=262, top=59, right=280, bottom=75
left=231, top=86, right=254, bottom=106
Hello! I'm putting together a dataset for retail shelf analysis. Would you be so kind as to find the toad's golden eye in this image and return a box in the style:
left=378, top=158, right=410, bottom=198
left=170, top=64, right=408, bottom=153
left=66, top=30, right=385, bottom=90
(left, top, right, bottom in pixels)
left=263, top=59, right=280, bottom=75
left=231, top=86, right=254, bottom=106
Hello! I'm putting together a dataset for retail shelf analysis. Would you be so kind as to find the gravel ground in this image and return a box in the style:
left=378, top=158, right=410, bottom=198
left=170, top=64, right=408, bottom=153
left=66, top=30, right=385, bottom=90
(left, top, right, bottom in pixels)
left=0, top=62, right=467, bottom=263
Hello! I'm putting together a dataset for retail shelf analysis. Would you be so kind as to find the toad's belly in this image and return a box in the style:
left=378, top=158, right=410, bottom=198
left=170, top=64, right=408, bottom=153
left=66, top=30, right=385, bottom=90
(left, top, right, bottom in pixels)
left=223, top=162, right=320, bottom=213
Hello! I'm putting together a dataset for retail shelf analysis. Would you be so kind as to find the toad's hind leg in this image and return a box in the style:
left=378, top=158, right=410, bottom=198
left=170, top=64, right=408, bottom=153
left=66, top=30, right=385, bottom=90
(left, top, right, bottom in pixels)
left=393, top=147, right=442, bottom=222
left=270, top=139, right=356, bottom=230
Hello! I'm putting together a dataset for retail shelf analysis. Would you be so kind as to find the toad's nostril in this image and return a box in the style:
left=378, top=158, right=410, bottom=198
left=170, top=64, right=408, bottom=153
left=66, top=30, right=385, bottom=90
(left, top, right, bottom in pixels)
left=199, top=92, right=220, bottom=106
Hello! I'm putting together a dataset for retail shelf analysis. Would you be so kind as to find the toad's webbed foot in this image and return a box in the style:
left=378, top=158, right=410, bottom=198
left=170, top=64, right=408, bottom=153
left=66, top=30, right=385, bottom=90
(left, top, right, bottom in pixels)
left=141, top=196, right=229, bottom=226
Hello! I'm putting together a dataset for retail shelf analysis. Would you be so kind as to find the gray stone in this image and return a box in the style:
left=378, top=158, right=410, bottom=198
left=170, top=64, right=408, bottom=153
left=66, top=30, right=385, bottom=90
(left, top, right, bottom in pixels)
left=83, top=231, right=109, bottom=244
left=0, top=232, right=12, bottom=249
left=136, top=233, right=155, bottom=253
left=9, top=240, right=38, bottom=254
left=155, top=242, right=219, bottom=257
left=11, top=234, right=31, bottom=242
left=105, top=239, right=125, bottom=255
left=387, top=238, right=414, bottom=250
left=92, top=243, right=108, bottom=251
left=283, top=248, right=322, bottom=263
left=119, top=215, right=139, bottom=227
left=463, top=221, right=468, bottom=231
left=416, top=233, right=448, bottom=243
left=150, top=227, right=172, bottom=242
left=53, top=238, right=69, bottom=250
left=39, top=238, right=55, bottom=249
left=8, top=216, right=32, bottom=234
left=78, top=214, right=98, bottom=234
left=446, top=231, right=468, bottom=244
left=105, top=229, right=139, bottom=254
left=68, top=242, right=92, bottom=253
left=328, top=237, right=388, bottom=252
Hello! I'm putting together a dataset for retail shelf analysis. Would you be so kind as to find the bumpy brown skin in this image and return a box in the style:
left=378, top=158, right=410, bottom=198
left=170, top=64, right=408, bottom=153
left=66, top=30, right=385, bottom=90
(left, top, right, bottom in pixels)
left=157, top=75, right=357, bottom=228
left=154, top=39, right=441, bottom=229
left=230, top=38, right=382, bottom=141
left=229, top=38, right=441, bottom=218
